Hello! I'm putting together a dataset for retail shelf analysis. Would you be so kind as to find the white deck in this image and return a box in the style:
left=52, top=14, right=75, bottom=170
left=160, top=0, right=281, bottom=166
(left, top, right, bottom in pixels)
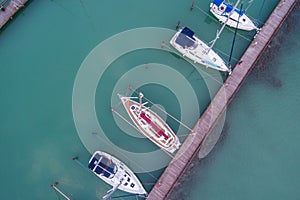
left=170, top=28, right=230, bottom=73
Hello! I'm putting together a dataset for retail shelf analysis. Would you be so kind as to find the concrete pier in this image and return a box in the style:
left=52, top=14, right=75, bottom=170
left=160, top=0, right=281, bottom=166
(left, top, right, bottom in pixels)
left=0, top=0, right=28, bottom=30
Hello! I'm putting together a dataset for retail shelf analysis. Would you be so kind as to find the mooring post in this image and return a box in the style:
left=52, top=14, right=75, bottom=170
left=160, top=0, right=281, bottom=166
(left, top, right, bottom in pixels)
left=50, top=182, right=71, bottom=200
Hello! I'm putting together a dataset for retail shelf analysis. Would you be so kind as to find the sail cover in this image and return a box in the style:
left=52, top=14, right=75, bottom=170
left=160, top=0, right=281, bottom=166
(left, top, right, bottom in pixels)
left=213, top=0, right=224, bottom=7
left=175, top=27, right=195, bottom=48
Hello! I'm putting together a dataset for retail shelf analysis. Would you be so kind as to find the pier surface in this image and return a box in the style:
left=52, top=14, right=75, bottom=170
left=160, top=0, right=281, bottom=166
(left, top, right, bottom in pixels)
left=0, top=0, right=28, bottom=30
left=147, top=0, right=298, bottom=199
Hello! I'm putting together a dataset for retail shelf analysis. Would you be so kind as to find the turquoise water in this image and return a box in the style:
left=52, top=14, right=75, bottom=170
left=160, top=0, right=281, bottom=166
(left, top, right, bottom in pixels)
left=0, top=0, right=293, bottom=199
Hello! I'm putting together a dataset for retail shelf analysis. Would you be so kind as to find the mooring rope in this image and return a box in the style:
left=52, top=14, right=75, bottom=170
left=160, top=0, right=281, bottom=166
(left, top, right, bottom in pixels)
left=256, top=0, right=267, bottom=26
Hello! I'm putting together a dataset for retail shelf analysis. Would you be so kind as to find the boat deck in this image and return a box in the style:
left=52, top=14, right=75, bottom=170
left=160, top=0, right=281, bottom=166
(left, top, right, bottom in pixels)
left=146, top=0, right=298, bottom=199
left=122, top=97, right=180, bottom=153
left=0, top=0, right=28, bottom=30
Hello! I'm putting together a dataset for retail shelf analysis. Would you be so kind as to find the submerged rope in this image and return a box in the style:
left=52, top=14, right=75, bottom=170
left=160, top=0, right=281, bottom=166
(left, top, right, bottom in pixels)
left=110, top=193, right=146, bottom=199
left=245, top=0, right=254, bottom=11
left=255, top=0, right=266, bottom=27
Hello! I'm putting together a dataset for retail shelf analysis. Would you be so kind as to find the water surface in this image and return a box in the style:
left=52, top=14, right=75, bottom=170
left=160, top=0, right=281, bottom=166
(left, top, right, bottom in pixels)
left=0, top=0, right=282, bottom=199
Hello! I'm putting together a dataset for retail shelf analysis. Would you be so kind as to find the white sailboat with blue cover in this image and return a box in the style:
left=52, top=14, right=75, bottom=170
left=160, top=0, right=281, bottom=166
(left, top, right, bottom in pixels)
left=118, top=93, right=181, bottom=154
left=170, top=27, right=230, bottom=73
left=210, top=0, right=259, bottom=31
left=88, top=151, right=147, bottom=199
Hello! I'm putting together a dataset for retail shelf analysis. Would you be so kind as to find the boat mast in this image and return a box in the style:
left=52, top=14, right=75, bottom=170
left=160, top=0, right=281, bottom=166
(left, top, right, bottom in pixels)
left=228, top=3, right=243, bottom=67
left=206, top=0, right=241, bottom=54
left=138, top=93, right=144, bottom=112
left=102, top=178, right=124, bottom=200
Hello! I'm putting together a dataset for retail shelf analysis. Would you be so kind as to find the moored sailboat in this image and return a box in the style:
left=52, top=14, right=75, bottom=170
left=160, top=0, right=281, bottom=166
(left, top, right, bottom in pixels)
left=210, top=0, right=259, bottom=31
left=170, top=27, right=230, bottom=73
left=88, top=151, right=147, bottom=198
left=118, top=93, right=181, bottom=153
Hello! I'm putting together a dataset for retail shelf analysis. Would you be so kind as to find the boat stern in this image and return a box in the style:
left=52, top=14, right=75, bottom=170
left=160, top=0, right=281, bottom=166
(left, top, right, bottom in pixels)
left=165, top=137, right=181, bottom=153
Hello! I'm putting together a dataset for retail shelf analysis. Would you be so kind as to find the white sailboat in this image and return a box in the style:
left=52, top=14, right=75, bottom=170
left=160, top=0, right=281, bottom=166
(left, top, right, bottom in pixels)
left=170, top=27, right=230, bottom=73
left=118, top=93, right=181, bottom=153
left=88, top=151, right=147, bottom=198
left=210, top=0, right=259, bottom=31
left=170, top=0, right=246, bottom=74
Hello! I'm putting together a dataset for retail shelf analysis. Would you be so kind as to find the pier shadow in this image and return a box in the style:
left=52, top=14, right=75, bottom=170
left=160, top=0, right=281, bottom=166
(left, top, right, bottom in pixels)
left=204, top=15, right=214, bottom=25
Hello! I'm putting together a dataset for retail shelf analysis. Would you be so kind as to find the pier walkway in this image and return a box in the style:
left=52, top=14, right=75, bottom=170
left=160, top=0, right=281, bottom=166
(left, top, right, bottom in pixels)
left=0, top=0, right=28, bottom=30
left=147, top=0, right=298, bottom=199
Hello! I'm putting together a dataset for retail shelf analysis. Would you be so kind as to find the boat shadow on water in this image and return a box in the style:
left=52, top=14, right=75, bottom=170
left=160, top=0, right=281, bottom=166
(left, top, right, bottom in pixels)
left=169, top=51, right=184, bottom=60
left=204, top=15, right=215, bottom=25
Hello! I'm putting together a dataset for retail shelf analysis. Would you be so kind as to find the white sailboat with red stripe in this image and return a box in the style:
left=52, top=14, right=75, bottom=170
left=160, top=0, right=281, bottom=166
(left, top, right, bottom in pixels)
left=118, top=93, right=181, bottom=153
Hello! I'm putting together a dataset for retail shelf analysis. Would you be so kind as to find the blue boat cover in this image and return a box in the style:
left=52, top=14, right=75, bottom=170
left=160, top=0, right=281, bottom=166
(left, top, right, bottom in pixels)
left=180, top=27, right=194, bottom=38
left=88, top=157, right=98, bottom=170
left=175, top=27, right=195, bottom=48
left=225, top=2, right=233, bottom=12
left=213, top=0, right=224, bottom=6
left=98, top=156, right=116, bottom=178
left=88, top=154, right=116, bottom=178
left=213, top=0, right=245, bottom=16
left=95, top=166, right=103, bottom=175
left=224, top=2, right=245, bottom=15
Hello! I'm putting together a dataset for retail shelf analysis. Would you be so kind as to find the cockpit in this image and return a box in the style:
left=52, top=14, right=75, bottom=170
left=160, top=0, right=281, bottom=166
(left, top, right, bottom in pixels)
left=175, top=27, right=198, bottom=49
left=88, top=153, right=117, bottom=179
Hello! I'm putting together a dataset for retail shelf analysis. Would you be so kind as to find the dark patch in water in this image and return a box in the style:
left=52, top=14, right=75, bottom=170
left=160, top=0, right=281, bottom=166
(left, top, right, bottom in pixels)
left=167, top=155, right=202, bottom=200
left=251, top=1, right=300, bottom=89
left=204, top=16, right=214, bottom=25
left=168, top=122, right=231, bottom=200
left=251, top=39, right=283, bottom=89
